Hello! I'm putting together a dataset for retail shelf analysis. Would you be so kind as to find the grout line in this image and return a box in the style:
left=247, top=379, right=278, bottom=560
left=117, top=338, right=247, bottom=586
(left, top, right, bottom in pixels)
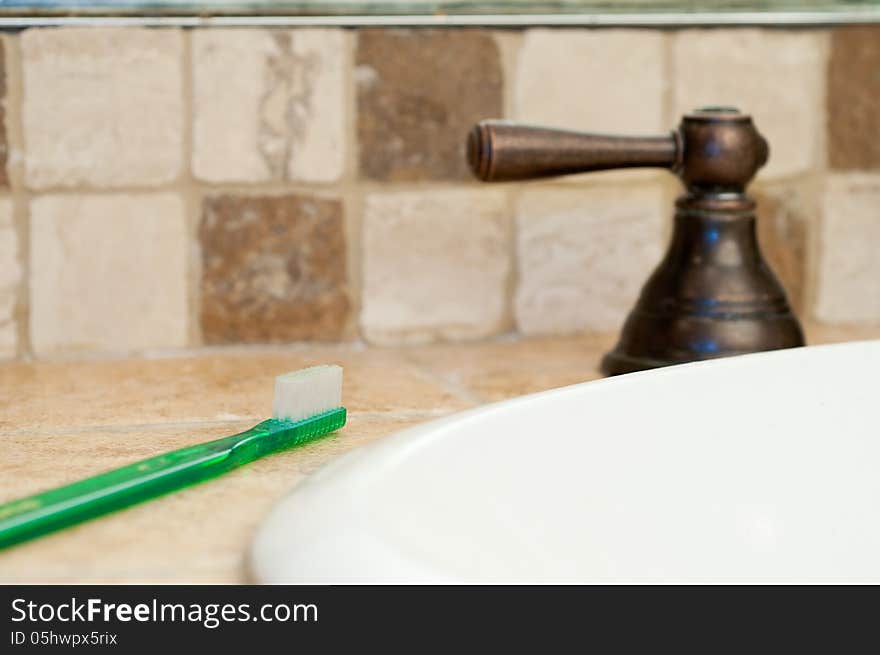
left=350, top=409, right=460, bottom=419
left=804, top=29, right=832, bottom=323
left=69, top=175, right=670, bottom=197
left=0, top=418, right=260, bottom=437
left=344, top=187, right=364, bottom=340
left=0, top=408, right=454, bottom=437
left=662, top=27, right=681, bottom=243
left=493, top=28, right=522, bottom=338
left=3, top=338, right=367, bottom=363
left=342, top=27, right=363, bottom=341
left=345, top=27, right=359, bottom=187
left=4, top=31, right=32, bottom=360
left=19, top=179, right=345, bottom=196
left=4, top=327, right=619, bottom=364
left=398, top=349, right=486, bottom=405
left=492, top=28, right=521, bottom=121
left=505, top=184, right=520, bottom=335
left=180, top=27, right=203, bottom=349
left=663, top=27, right=676, bottom=129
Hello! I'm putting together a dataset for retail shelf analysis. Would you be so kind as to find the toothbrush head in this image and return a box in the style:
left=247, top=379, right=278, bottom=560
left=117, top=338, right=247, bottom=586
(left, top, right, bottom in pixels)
left=272, top=365, right=343, bottom=422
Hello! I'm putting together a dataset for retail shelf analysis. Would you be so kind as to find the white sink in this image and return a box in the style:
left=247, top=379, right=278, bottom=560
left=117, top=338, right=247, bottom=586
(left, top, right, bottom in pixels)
left=250, top=340, right=880, bottom=584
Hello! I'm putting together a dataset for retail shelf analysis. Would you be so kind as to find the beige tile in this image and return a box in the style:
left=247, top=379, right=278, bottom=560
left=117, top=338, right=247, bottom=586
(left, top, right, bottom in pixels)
left=21, top=28, right=183, bottom=189
left=29, top=193, right=188, bottom=356
left=515, top=29, right=667, bottom=134
left=0, top=348, right=471, bottom=433
left=814, top=174, right=880, bottom=324
left=0, top=197, right=18, bottom=358
left=515, top=184, right=665, bottom=335
left=0, top=414, right=425, bottom=583
left=361, top=189, right=512, bottom=345
left=673, top=29, right=826, bottom=179
left=192, top=29, right=346, bottom=183
left=406, top=333, right=615, bottom=403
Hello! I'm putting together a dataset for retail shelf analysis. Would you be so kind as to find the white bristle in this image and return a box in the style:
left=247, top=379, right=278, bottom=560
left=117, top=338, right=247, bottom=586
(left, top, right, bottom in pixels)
left=272, top=365, right=343, bottom=422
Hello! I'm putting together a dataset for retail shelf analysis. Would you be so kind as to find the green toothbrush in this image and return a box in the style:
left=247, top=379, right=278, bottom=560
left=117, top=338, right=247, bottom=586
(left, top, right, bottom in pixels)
left=0, top=365, right=346, bottom=550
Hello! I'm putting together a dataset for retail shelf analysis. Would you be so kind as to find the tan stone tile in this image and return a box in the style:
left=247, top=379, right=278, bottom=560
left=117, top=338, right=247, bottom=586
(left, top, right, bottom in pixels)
left=515, top=184, right=665, bottom=335
left=192, top=29, right=347, bottom=183
left=361, top=189, right=512, bottom=345
left=199, top=193, right=349, bottom=344
left=0, top=414, right=426, bottom=583
left=0, top=197, right=18, bottom=358
left=405, top=333, right=615, bottom=403
left=21, top=28, right=183, bottom=189
left=753, top=185, right=811, bottom=314
left=0, top=348, right=471, bottom=433
left=515, top=29, right=667, bottom=134
left=828, top=26, right=880, bottom=171
left=29, top=193, right=188, bottom=356
left=356, top=29, right=502, bottom=181
left=673, top=29, right=826, bottom=179
left=814, top=174, right=880, bottom=324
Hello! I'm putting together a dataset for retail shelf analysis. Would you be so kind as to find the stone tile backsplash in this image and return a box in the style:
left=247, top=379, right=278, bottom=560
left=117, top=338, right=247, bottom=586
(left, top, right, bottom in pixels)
left=0, top=25, right=876, bottom=359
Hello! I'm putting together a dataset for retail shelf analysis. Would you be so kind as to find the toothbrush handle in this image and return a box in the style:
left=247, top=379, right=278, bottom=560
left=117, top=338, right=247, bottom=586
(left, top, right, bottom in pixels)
left=0, top=409, right=347, bottom=550
left=0, top=427, right=258, bottom=550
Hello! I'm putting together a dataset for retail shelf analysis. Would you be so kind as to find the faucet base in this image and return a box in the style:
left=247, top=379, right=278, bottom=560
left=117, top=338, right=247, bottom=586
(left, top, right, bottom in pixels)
left=601, top=314, right=805, bottom=376
left=601, top=193, right=805, bottom=376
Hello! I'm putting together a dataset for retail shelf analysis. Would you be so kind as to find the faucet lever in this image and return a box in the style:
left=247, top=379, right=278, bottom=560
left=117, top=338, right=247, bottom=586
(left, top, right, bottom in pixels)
left=467, top=121, right=678, bottom=182
left=468, top=107, right=769, bottom=194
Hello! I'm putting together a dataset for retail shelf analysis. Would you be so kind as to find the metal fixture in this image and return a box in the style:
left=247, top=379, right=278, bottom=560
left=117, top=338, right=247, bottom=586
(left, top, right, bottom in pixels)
left=467, top=107, right=805, bottom=375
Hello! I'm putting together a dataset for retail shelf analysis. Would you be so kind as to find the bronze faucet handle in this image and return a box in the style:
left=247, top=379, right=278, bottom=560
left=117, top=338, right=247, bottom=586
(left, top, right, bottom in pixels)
left=467, top=120, right=678, bottom=182
left=467, top=107, right=769, bottom=193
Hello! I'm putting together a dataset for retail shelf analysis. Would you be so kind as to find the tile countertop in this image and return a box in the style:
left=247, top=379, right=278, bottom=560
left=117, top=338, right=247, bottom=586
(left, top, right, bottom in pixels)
left=1, top=324, right=878, bottom=583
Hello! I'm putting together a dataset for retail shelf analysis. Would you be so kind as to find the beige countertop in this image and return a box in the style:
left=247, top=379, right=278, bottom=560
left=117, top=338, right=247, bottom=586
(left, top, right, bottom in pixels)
left=1, top=324, right=878, bottom=583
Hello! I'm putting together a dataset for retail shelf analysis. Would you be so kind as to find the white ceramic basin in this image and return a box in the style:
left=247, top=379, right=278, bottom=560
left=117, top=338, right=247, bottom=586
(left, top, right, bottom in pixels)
left=251, top=341, right=880, bottom=584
